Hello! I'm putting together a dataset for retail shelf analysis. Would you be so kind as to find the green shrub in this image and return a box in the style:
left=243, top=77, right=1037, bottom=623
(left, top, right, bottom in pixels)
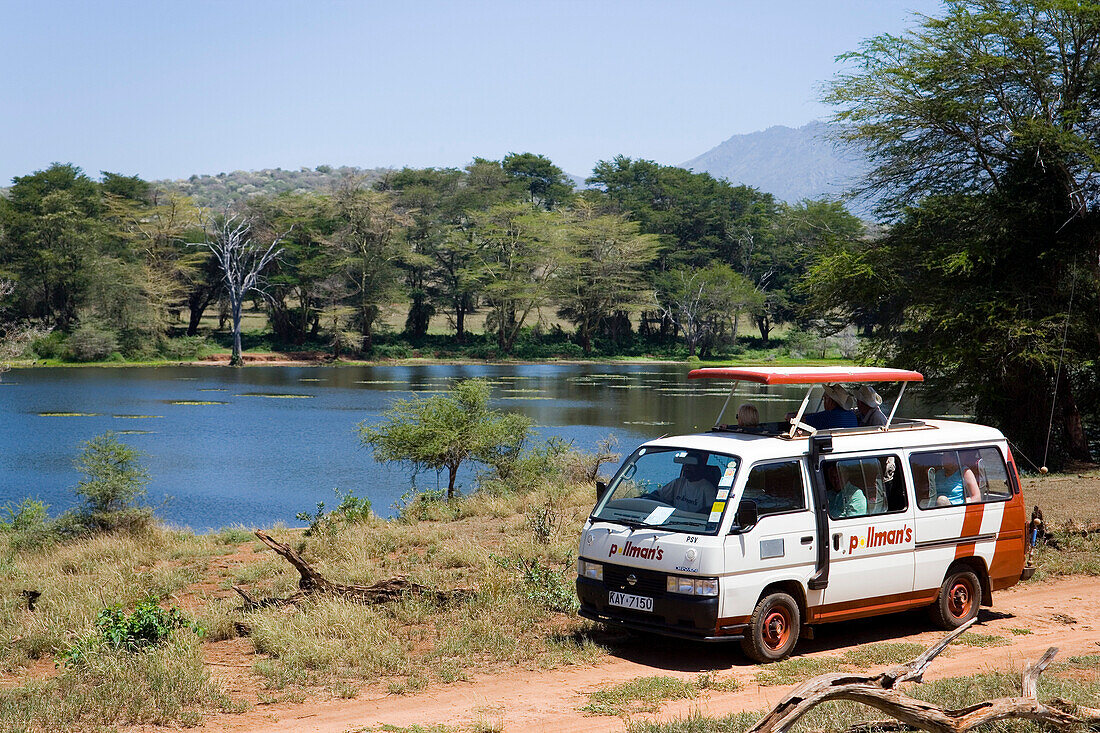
left=0, top=498, right=56, bottom=550
left=64, top=599, right=201, bottom=665
left=296, top=488, right=372, bottom=537
left=70, top=432, right=153, bottom=533
left=492, top=554, right=577, bottom=613
left=161, top=335, right=213, bottom=360
left=30, top=330, right=67, bottom=359
left=66, top=323, right=120, bottom=362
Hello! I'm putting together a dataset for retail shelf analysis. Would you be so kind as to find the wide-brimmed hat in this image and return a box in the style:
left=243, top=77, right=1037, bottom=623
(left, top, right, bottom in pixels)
left=822, top=384, right=854, bottom=410
left=855, top=385, right=882, bottom=407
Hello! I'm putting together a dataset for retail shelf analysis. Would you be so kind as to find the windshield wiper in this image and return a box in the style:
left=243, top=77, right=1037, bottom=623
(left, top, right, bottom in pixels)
left=596, top=514, right=664, bottom=531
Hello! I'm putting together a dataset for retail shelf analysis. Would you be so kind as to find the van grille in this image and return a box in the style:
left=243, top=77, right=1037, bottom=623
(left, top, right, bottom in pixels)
left=604, top=563, right=666, bottom=596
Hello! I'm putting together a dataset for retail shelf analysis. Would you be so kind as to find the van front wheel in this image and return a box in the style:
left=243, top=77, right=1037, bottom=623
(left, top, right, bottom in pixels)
left=930, top=568, right=981, bottom=629
left=742, top=591, right=800, bottom=662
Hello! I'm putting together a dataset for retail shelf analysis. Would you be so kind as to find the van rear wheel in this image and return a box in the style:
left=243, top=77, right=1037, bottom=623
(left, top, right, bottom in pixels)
left=742, top=591, right=800, bottom=662
left=929, top=568, right=981, bottom=629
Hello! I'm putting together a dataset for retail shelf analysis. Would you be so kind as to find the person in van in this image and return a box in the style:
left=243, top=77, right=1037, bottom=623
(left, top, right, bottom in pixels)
left=653, top=453, right=719, bottom=513
left=933, top=451, right=981, bottom=506
left=797, top=384, right=858, bottom=430
left=855, top=385, right=888, bottom=427
left=825, top=462, right=867, bottom=518
left=736, top=403, right=759, bottom=427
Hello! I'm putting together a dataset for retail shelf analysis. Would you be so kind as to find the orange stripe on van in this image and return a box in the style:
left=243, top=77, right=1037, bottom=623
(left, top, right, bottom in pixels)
left=954, top=502, right=985, bottom=560
left=988, top=460, right=1027, bottom=591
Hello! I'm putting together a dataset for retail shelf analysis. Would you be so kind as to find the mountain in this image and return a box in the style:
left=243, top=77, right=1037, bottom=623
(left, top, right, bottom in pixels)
left=681, top=121, right=870, bottom=205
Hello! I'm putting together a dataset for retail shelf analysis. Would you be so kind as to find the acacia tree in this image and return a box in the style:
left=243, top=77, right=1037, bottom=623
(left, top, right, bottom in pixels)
left=0, top=279, right=50, bottom=380
left=196, top=211, right=287, bottom=366
left=655, top=264, right=762, bottom=357
left=358, top=379, right=532, bottom=498
left=824, top=0, right=1100, bottom=464
left=554, top=205, right=661, bottom=353
left=471, top=202, right=568, bottom=353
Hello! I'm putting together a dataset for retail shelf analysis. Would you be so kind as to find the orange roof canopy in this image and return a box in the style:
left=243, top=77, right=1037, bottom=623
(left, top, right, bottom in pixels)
left=687, top=366, right=924, bottom=385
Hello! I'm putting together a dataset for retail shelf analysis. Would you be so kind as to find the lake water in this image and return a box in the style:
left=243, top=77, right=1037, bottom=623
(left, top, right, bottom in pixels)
left=0, top=364, right=942, bottom=531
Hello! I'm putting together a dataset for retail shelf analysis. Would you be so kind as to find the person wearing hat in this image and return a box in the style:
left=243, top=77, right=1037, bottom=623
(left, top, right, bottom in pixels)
left=796, top=384, right=858, bottom=430
left=855, top=385, right=888, bottom=427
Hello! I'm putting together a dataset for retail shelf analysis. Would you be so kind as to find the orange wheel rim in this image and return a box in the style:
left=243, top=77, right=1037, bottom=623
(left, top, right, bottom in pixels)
left=948, top=578, right=974, bottom=618
left=762, top=607, right=791, bottom=650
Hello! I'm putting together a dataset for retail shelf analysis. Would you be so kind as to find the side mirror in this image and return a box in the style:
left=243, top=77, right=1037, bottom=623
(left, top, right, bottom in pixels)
left=732, top=500, right=758, bottom=532
left=595, top=480, right=608, bottom=500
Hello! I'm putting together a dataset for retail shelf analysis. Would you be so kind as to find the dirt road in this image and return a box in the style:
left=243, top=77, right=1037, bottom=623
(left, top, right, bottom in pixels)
left=196, top=576, right=1099, bottom=733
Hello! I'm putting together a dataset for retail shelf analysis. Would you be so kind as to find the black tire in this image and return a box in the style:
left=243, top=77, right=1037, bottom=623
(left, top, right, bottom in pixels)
left=929, top=567, right=981, bottom=629
left=741, top=591, right=800, bottom=663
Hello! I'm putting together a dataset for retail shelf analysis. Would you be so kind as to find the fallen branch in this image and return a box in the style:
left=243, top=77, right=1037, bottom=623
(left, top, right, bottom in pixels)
left=246, top=530, right=472, bottom=607
left=748, top=619, right=1100, bottom=733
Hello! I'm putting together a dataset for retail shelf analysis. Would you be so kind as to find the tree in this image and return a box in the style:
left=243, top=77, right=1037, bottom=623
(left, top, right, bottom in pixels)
left=328, top=183, right=410, bottom=352
left=195, top=211, right=287, bottom=366
left=502, top=152, right=574, bottom=210
left=73, top=432, right=152, bottom=532
left=554, top=205, right=661, bottom=353
left=654, top=264, right=762, bottom=357
left=823, top=0, right=1100, bottom=465
left=0, top=279, right=50, bottom=379
left=358, top=379, right=532, bottom=498
left=470, top=202, right=568, bottom=353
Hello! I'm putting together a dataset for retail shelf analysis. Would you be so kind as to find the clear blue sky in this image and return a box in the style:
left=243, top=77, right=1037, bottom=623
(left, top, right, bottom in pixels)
left=1, top=0, right=942, bottom=184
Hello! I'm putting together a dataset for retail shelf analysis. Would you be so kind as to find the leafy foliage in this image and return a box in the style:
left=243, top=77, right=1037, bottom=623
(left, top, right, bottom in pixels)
left=63, top=599, right=201, bottom=666
left=359, top=379, right=532, bottom=498
left=73, top=432, right=153, bottom=532
left=295, top=488, right=372, bottom=537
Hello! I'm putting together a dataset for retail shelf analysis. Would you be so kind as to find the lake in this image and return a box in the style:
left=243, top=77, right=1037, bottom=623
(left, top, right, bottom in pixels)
left=0, top=364, right=943, bottom=531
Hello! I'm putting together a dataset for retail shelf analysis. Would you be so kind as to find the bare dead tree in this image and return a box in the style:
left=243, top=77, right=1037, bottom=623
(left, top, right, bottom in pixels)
left=0, top=279, right=51, bottom=380
left=194, top=212, right=288, bottom=366
left=749, top=619, right=1100, bottom=733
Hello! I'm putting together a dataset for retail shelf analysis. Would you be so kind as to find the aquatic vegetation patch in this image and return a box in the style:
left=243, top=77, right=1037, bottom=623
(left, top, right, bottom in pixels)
left=623, top=420, right=673, bottom=426
left=198, top=388, right=227, bottom=392
left=112, top=415, right=163, bottom=419
left=237, top=393, right=314, bottom=399
left=353, top=380, right=406, bottom=385
left=500, top=396, right=552, bottom=400
left=38, top=411, right=101, bottom=417
left=116, top=430, right=155, bottom=435
left=168, top=400, right=227, bottom=406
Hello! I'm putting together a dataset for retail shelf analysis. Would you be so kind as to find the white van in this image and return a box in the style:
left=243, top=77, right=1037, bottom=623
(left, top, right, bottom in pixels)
left=576, top=367, right=1028, bottom=661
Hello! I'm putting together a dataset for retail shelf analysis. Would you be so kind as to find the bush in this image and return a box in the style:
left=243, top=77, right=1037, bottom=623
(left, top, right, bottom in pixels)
left=66, top=323, right=120, bottom=362
left=0, top=498, right=56, bottom=550
left=30, top=330, right=67, bottom=359
left=161, top=335, right=213, bottom=360
left=64, top=599, right=202, bottom=665
left=71, top=433, right=153, bottom=533
left=296, top=488, right=372, bottom=537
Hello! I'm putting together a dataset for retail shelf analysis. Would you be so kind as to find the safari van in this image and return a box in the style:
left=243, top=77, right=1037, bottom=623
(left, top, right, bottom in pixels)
left=576, top=367, right=1028, bottom=662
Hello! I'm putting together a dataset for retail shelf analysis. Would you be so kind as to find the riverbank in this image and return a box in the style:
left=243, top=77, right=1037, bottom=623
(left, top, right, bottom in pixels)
left=0, top=469, right=1097, bottom=731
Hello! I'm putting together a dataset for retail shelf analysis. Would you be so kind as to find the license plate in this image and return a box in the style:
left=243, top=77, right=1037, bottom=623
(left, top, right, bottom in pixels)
left=608, top=591, right=654, bottom=612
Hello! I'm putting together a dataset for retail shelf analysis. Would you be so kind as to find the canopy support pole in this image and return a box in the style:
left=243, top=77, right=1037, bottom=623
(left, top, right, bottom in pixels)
left=885, top=381, right=908, bottom=430
left=713, top=383, right=738, bottom=427
left=788, top=385, right=818, bottom=438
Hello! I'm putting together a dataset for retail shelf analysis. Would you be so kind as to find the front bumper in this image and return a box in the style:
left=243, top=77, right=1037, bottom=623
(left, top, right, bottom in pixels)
left=576, top=575, right=742, bottom=642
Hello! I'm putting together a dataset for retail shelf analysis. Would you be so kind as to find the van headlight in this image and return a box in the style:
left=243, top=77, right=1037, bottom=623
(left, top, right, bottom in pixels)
left=666, top=575, right=719, bottom=596
left=578, top=559, right=603, bottom=580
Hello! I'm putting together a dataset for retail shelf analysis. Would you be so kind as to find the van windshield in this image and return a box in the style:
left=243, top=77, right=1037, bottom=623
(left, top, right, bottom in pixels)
left=592, top=447, right=740, bottom=536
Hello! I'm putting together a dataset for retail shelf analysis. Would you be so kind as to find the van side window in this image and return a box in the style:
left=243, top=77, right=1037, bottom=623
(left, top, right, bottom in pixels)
left=910, top=447, right=1011, bottom=509
left=823, top=455, right=907, bottom=520
left=741, top=461, right=806, bottom=517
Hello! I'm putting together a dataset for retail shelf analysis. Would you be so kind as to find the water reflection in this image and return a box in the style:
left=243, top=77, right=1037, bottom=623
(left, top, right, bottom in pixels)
left=0, top=365, right=943, bottom=531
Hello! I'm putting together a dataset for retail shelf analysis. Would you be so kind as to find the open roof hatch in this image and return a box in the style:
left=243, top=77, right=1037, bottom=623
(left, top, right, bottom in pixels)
left=687, top=366, right=925, bottom=438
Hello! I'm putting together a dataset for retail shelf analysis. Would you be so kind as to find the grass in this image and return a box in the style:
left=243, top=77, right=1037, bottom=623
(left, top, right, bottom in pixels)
left=627, top=669, right=1100, bottom=732
left=838, top=642, right=927, bottom=668
left=953, top=632, right=1011, bottom=648
left=753, top=656, right=848, bottom=686
left=581, top=674, right=741, bottom=717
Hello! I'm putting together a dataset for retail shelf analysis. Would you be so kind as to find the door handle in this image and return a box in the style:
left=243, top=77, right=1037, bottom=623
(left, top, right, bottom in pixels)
left=832, top=533, right=841, bottom=551
left=800, top=535, right=813, bottom=545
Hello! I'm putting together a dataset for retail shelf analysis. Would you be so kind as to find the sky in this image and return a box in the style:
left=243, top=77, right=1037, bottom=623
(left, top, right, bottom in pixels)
left=0, top=0, right=943, bottom=184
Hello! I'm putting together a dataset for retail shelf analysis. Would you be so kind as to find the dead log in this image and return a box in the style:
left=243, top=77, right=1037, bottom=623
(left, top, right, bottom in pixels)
left=248, top=530, right=472, bottom=606
left=748, top=619, right=1100, bottom=733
